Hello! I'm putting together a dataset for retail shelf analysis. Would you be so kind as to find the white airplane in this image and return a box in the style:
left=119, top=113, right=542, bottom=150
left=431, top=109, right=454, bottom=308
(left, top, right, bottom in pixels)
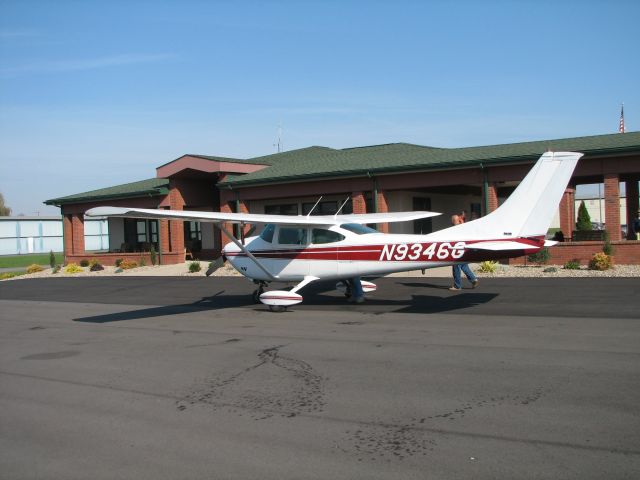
left=87, top=151, right=582, bottom=311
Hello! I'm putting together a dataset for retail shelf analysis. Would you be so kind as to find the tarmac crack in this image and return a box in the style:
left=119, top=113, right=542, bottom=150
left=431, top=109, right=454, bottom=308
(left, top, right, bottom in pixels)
left=176, top=345, right=326, bottom=419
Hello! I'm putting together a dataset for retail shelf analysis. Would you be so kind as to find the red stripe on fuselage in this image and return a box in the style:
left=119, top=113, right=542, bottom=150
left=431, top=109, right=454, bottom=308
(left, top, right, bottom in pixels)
left=224, top=237, right=545, bottom=262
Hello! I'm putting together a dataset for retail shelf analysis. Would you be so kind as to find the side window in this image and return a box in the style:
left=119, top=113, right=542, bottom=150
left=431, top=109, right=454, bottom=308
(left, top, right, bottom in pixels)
left=278, top=227, right=308, bottom=245
left=312, top=229, right=345, bottom=244
left=260, top=224, right=275, bottom=243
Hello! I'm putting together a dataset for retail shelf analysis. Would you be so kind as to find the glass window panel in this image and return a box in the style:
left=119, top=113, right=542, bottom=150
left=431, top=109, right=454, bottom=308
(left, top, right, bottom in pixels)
left=312, top=229, right=345, bottom=244
left=278, top=227, right=307, bottom=245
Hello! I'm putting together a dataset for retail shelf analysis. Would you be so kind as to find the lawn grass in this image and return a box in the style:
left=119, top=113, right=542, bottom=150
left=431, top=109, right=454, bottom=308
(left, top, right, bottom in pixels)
left=0, top=271, right=28, bottom=280
left=0, top=252, right=64, bottom=269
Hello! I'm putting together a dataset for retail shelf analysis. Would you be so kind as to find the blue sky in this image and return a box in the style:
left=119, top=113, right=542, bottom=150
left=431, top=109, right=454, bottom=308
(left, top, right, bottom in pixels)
left=1, top=0, right=638, bottom=215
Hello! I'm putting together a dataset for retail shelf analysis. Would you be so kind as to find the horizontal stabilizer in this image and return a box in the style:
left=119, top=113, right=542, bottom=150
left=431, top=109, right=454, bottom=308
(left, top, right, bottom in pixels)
left=466, top=240, right=532, bottom=251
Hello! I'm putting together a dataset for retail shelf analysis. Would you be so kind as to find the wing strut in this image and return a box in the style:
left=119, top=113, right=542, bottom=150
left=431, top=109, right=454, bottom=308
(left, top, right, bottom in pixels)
left=218, top=224, right=278, bottom=281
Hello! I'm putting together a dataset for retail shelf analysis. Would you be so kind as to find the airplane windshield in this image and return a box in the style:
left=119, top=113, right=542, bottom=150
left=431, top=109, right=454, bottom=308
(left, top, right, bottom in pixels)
left=260, top=224, right=275, bottom=243
left=340, top=223, right=378, bottom=235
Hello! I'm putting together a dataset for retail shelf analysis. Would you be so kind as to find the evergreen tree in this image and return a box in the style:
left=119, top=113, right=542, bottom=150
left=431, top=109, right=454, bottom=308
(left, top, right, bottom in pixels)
left=576, top=200, right=592, bottom=231
left=0, top=193, right=11, bottom=216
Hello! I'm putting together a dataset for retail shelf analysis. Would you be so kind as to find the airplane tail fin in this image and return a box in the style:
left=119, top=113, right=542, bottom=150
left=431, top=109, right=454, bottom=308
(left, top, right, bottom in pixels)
left=428, top=151, right=583, bottom=241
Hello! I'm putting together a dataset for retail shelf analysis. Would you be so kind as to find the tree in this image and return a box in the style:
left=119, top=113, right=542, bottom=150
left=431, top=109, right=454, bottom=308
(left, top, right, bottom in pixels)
left=576, top=200, right=592, bottom=231
left=0, top=193, right=11, bottom=216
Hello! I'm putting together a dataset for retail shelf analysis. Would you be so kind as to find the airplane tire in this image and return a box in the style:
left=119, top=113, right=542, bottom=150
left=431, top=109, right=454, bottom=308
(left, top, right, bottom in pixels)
left=268, top=305, right=286, bottom=313
left=252, top=289, right=262, bottom=304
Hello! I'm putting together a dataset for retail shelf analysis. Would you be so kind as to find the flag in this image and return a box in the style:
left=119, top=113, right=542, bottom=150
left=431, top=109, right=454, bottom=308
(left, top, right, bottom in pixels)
left=619, top=104, right=625, bottom=133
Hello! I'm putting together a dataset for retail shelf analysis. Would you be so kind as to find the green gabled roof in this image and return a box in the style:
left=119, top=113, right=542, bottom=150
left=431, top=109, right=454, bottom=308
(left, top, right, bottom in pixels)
left=220, top=132, right=640, bottom=187
left=45, top=178, right=169, bottom=205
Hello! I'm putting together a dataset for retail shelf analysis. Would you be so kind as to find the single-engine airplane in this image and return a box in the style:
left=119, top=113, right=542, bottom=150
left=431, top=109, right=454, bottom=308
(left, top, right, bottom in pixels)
left=87, top=151, right=582, bottom=311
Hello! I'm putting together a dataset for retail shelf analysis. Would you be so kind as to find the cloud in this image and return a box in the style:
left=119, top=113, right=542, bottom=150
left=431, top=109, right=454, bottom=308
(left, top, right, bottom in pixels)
left=0, top=53, right=174, bottom=77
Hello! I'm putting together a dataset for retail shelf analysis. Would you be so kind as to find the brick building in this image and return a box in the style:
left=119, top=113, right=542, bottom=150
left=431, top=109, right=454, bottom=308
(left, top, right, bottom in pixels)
left=45, top=131, right=640, bottom=266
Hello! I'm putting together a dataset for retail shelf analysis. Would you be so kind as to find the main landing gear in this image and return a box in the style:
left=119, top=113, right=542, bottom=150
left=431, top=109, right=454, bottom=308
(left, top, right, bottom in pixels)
left=252, top=281, right=269, bottom=304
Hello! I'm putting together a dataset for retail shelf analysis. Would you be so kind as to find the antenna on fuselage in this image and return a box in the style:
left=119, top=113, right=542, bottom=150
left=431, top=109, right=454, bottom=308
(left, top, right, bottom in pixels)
left=306, top=196, right=323, bottom=218
left=334, top=196, right=351, bottom=219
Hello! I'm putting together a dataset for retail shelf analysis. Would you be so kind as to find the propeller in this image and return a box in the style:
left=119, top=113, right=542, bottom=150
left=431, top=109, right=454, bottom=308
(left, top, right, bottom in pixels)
left=205, top=255, right=226, bottom=276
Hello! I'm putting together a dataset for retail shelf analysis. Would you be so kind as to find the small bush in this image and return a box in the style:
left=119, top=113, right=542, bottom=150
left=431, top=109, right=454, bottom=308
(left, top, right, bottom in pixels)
left=588, top=252, right=613, bottom=271
left=52, top=264, right=61, bottom=274
left=49, top=250, right=56, bottom=268
left=26, top=264, right=44, bottom=274
left=89, top=258, right=99, bottom=268
left=563, top=259, right=581, bottom=270
left=79, top=259, right=90, bottom=267
left=527, top=247, right=550, bottom=265
left=115, top=258, right=123, bottom=267
left=90, top=263, right=104, bottom=272
left=115, top=268, right=123, bottom=273
left=1, top=272, right=25, bottom=280
left=139, top=257, right=146, bottom=267
left=478, top=260, right=498, bottom=273
left=150, top=244, right=157, bottom=266
left=188, top=261, right=201, bottom=273
left=602, top=230, right=615, bottom=256
left=543, top=266, right=557, bottom=273
left=65, top=263, right=83, bottom=274
left=119, top=260, right=138, bottom=270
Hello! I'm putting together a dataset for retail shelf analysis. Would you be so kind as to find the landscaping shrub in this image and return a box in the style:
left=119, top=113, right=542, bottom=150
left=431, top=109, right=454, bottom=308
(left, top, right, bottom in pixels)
left=478, top=260, right=498, bottom=273
left=1, top=272, right=25, bottom=280
left=527, top=247, right=550, bottom=264
left=52, top=264, right=61, bottom=274
left=115, top=258, right=123, bottom=267
left=49, top=250, right=56, bottom=268
left=543, top=266, right=557, bottom=273
left=64, top=263, right=83, bottom=274
left=602, top=230, right=615, bottom=256
left=119, top=260, right=138, bottom=270
left=90, top=263, right=104, bottom=272
left=150, top=244, right=157, bottom=266
left=79, top=259, right=90, bottom=267
left=563, top=259, right=581, bottom=270
left=588, top=252, right=613, bottom=271
left=139, top=257, right=146, bottom=267
left=189, top=261, right=201, bottom=273
left=26, top=264, right=44, bottom=274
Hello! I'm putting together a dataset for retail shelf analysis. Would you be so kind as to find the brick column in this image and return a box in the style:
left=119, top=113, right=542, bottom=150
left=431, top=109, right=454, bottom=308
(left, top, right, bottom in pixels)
left=351, top=191, right=367, bottom=214
left=63, top=214, right=73, bottom=260
left=376, top=190, right=389, bottom=233
left=168, top=181, right=185, bottom=256
left=558, top=187, right=576, bottom=240
left=604, top=173, right=621, bottom=241
left=159, top=219, right=170, bottom=257
left=220, top=202, right=234, bottom=247
left=484, top=182, right=498, bottom=214
left=625, top=178, right=639, bottom=240
left=71, top=214, right=85, bottom=255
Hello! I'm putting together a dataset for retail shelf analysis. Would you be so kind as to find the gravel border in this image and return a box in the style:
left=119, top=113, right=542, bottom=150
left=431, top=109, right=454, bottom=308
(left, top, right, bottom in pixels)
left=2, top=261, right=639, bottom=281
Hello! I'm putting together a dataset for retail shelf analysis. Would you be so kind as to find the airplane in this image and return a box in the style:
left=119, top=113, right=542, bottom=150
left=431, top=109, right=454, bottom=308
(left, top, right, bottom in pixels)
left=87, top=151, right=583, bottom=311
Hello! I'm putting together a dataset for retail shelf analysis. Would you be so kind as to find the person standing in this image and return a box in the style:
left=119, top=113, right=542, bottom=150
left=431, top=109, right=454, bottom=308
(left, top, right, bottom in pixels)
left=450, top=211, right=479, bottom=291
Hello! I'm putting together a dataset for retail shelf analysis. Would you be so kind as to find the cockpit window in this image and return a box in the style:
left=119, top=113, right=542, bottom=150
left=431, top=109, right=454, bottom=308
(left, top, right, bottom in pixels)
left=340, top=223, right=378, bottom=235
left=278, top=227, right=308, bottom=245
left=312, top=229, right=345, bottom=244
left=260, top=224, right=275, bottom=243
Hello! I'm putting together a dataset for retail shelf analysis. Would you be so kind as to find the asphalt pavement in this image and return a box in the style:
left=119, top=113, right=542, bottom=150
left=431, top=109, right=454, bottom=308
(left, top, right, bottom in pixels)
left=1, top=276, right=639, bottom=479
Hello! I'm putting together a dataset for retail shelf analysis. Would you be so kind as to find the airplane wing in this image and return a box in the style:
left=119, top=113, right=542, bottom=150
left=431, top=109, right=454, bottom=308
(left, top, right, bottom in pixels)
left=85, top=206, right=440, bottom=225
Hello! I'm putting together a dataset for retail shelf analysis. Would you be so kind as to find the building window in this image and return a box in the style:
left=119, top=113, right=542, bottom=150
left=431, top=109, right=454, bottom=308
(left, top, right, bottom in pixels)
left=302, top=201, right=339, bottom=215
left=184, top=221, right=202, bottom=241
left=265, top=204, right=298, bottom=215
left=136, top=220, right=147, bottom=243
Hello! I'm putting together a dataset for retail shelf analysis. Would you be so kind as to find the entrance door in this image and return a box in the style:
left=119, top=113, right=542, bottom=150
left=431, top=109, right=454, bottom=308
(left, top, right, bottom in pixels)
left=413, top=197, right=432, bottom=234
